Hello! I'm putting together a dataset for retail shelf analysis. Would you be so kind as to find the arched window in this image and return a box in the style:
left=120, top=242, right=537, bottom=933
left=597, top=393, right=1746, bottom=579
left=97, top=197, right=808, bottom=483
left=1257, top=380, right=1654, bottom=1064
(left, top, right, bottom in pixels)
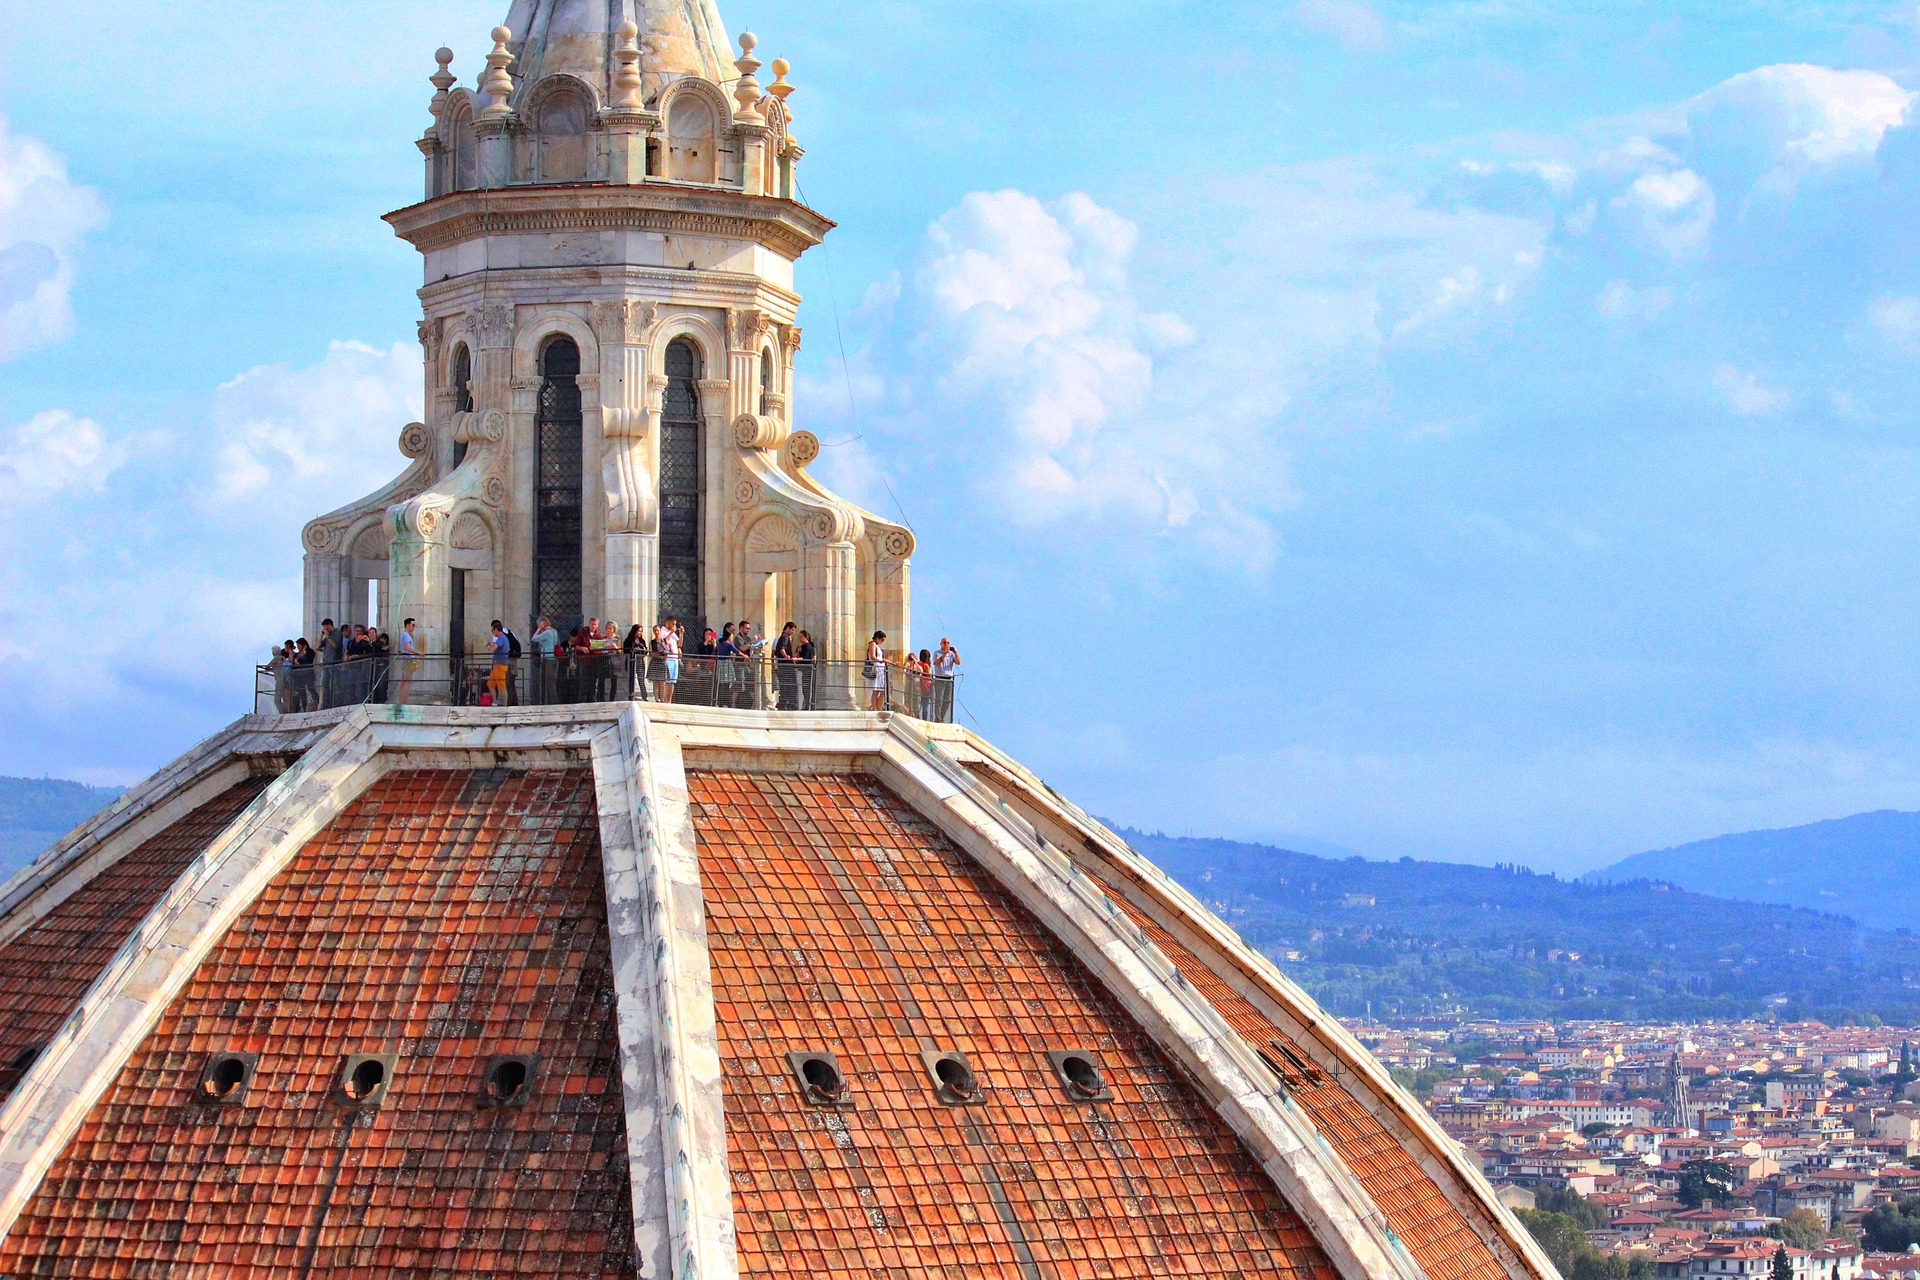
left=450, top=344, right=473, bottom=466
left=667, top=96, right=717, bottom=183
left=535, top=337, right=584, bottom=631
left=451, top=102, right=478, bottom=191
left=659, top=339, right=703, bottom=632
left=537, top=86, right=590, bottom=182
left=758, top=348, right=774, bottom=418
left=452, top=344, right=474, bottom=414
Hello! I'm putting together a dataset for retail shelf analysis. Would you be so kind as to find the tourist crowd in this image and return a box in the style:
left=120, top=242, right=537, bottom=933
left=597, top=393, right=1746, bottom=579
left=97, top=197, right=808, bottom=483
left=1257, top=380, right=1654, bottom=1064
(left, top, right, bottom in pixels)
left=267, top=616, right=961, bottom=720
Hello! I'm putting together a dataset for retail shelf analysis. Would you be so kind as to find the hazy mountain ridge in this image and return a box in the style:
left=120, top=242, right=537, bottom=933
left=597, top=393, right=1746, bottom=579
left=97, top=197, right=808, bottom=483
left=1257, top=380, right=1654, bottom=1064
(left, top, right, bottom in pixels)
left=0, top=777, right=122, bottom=881
left=7, top=768, right=1918, bottom=1024
left=1119, top=828, right=1920, bottom=1024
left=1584, top=809, right=1920, bottom=932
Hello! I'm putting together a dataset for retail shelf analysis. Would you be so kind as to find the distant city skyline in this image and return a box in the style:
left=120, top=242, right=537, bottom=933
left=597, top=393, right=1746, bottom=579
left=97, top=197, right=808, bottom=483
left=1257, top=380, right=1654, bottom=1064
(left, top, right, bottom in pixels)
left=7, top=1, right=1920, bottom=873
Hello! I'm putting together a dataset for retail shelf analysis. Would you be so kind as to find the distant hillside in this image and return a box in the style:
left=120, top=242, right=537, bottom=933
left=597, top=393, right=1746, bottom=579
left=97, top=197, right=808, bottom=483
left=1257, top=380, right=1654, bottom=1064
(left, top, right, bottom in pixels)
left=1120, top=829, right=1920, bottom=1025
left=0, top=777, right=121, bottom=881
left=1585, top=810, right=1920, bottom=932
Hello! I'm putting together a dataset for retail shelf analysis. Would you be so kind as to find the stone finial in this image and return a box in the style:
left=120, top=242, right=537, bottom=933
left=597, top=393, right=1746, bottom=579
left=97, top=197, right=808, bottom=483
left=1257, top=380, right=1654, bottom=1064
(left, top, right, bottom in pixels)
left=733, top=32, right=765, bottom=124
left=430, top=48, right=457, bottom=123
left=612, top=21, right=645, bottom=111
left=768, top=58, right=795, bottom=140
left=480, top=26, right=516, bottom=119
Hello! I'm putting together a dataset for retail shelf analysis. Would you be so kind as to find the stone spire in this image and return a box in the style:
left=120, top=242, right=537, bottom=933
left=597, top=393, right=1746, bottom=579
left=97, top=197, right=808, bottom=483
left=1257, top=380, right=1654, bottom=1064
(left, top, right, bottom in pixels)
left=498, top=0, right=732, bottom=106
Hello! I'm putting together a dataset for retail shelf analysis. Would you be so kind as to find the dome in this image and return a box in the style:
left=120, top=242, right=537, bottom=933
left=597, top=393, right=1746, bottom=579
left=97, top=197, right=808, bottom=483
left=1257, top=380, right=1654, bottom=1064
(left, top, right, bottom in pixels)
left=499, top=0, right=733, bottom=106
left=0, top=705, right=1555, bottom=1280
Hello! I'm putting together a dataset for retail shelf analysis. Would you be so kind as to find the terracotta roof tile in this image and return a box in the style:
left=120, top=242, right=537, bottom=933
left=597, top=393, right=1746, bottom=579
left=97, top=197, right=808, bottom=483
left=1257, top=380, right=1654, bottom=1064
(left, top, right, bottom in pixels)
left=0, top=779, right=271, bottom=1100
left=0, top=768, right=634, bottom=1279
left=689, top=769, right=1338, bottom=1280
left=1075, top=858, right=1511, bottom=1280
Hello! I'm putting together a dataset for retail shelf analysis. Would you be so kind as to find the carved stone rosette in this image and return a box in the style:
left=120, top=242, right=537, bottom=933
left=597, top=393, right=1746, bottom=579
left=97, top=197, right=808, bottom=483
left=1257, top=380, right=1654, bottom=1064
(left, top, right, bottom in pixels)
left=732, top=413, right=786, bottom=451
left=398, top=422, right=433, bottom=459
left=783, top=430, right=819, bottom=470
left=805, top=504, right=857, bottom=545
left=303, top=522, right=346, bottom=555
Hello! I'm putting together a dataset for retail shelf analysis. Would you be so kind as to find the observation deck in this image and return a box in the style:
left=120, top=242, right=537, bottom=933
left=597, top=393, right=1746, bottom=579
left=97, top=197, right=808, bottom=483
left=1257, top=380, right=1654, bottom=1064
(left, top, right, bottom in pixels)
left=255, top=652, right=959, bottom=722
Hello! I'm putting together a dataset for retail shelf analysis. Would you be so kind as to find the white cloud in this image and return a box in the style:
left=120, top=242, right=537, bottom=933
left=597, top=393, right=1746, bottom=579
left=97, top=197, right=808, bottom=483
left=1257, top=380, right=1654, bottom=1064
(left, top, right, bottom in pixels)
left=859, top=171, right=1554, bottom=566
left=1690, top=64, right=1911, bottom=171
left=210, top=339, right=424, bottom=513
left=1560, top=66, right=1913, bottom=273
left=1293, top=0, right=1390, bottom=51
left=1714, top=364, right=1790, bottom=417
left=1595, top=280, right=1674, bottom=320
left=0, top=340, right=423, bottom=728
left=1201, top=157, right=1550, bottom=353
left=0, top=117, right=106, bottom=360
left=1868, top=296, right=1920, bottom=345
left=1611, top=167, right=1717, bottom=262
left=1394, top=263, right=1488, bottom=336
left=1525, top=162, right=1579, bottom=198
left=0, top=410, right=121, bottom=497
left=918, top=190, right=1190, bottom=526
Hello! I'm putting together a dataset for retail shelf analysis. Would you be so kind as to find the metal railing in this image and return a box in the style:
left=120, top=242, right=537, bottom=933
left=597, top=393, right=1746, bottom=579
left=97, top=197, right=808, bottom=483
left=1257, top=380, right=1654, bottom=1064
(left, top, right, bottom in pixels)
left=255, top=652, right=961, bottom=723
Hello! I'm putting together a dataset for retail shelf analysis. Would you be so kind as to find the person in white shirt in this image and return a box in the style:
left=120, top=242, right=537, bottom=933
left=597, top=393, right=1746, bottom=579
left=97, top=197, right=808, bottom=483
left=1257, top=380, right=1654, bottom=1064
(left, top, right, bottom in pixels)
left=392, top=617, right=420, bottom=704
left=866, top=630, right=889, bottom=712
left=932, top=638, right=961, bottom=723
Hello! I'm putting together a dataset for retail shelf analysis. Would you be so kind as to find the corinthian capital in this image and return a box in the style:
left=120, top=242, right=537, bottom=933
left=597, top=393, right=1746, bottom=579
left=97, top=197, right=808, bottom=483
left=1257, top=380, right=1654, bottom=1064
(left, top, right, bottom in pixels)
left=474, top=303, right=515, bottom=349
left=729, top=306, right=773, bottom=351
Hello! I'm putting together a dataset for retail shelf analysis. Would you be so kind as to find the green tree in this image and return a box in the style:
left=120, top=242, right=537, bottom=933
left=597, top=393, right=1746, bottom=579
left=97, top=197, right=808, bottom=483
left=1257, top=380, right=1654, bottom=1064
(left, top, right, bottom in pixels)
left=1774, top=1209, right=1826, bottom=1249
left=1535, top=1185, right=1606, bottom=1231
left=1862, top=1197, right=1920, bottom=1252
left=1582, top=1122, right=1616, bottom=1137
left=1676, top=1159, right=1737, bottom=1209
left=1771, top=1246, right=1791, bottom=1280
left=1389, top=1066, right=1452, bottom=1098
left=1515, top=1209, right=1600, bottom=1277
left=1513, top=1208, right=1647, bottom=1280
left=1569, top=1256, right=1622, bottom=1280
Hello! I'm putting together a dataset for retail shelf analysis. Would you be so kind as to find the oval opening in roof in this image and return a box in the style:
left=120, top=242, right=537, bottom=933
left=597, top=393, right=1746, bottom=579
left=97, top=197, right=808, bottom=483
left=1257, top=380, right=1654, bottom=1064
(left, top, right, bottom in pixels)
left=486, top=1056, right=533, bottom=1104
left=1061, top=1054, right=1104, bottom=1099
left=802, top=1056, right=845, bottom=1102
left=934, top=1055, right=976, bottom=1101
left=201, top=1055, right=250, bottom=1101
left=346, top=1058, right=386, bottom=1101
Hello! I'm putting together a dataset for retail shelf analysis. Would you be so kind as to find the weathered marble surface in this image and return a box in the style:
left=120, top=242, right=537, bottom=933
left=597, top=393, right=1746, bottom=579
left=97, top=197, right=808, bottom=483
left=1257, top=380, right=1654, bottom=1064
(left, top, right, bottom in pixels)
left=302, top=1, right=912, bottom=671
left=0, top=705, right=1555, bottom=1280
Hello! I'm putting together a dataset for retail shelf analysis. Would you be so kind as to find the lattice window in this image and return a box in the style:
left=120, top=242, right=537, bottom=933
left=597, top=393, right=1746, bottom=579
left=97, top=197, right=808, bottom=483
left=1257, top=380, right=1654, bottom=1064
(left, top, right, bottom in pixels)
left=658, top=339, right=703, bottom=630
left=660, top=563, right=700, bottom=624
left=453, top=345, right=474, bottom=415
left=451, top=344, right=473, bottom=467
left=535, top=338, right=584, bottom=631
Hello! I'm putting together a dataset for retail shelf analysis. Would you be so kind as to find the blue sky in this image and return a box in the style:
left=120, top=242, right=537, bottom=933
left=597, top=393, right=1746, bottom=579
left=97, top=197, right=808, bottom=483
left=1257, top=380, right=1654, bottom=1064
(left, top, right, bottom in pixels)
left=5, top=1, right=1920, bottom=874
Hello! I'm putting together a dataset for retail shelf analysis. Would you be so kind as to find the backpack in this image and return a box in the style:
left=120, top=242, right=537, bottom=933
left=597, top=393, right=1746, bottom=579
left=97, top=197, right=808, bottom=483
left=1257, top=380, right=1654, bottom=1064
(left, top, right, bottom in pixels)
left=507, top=629, right=523, bottom=659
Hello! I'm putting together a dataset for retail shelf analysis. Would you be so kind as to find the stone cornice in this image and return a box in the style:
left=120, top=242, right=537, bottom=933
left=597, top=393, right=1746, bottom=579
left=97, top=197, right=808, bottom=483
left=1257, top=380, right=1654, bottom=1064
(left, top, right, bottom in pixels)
left=385, top=184, right=838, bottom=261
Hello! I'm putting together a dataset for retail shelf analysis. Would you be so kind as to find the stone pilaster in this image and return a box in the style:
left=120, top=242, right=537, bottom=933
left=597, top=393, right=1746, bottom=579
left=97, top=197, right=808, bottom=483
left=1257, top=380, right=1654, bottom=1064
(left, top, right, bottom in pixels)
left=597, top=302, right=658, bottom=630
left=695, top=376, right=733, bottom=625
left=803, top=539, right=858, bottom=685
